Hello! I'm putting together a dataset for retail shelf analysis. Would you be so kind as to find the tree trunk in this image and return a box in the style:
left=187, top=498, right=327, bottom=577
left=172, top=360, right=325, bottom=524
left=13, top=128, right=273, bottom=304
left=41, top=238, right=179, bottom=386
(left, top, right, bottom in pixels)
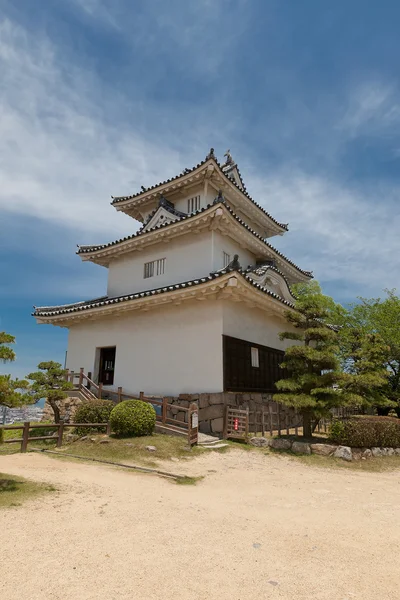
left=302, top=410, right=313, bottom=439
left=49, top=399, right=61, bottom=424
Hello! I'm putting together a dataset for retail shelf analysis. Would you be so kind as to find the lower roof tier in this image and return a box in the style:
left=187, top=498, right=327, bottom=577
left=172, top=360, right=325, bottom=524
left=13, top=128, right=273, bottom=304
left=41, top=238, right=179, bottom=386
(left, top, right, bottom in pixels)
left=33, top=267, right=296, bottom=327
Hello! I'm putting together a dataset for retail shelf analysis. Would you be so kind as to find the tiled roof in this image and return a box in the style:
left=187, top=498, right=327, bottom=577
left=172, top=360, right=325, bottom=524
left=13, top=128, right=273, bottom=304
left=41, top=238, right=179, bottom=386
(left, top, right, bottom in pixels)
left=33, top=268, right=295, bottom=318
left=111, top=149, right=288, bottom=231
left=245, top=262, right=294, bottom=293
left=77, top=198, right=313, bottom=279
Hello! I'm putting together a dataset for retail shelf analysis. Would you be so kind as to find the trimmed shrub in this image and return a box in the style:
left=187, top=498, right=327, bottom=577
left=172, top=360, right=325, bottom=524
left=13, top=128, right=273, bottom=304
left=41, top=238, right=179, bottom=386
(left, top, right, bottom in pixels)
left=110, top=400, right=156, bottom=437
left=330, top=416, right=400, bottom=448
left=74, top=400, right=115, bottom=435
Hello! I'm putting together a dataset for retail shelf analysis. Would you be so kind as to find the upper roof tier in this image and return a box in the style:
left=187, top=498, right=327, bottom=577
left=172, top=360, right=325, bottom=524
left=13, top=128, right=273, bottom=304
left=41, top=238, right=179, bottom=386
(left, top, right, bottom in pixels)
left=110, top=149, right=288, bottom=239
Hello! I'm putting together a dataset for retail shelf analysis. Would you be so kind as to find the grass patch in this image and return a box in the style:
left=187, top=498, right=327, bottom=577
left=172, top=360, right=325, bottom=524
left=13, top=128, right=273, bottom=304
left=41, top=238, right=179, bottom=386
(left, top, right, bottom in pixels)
left=175, top=475, right=203, bottom=486
left=0, top=473, right=57, bottom=508
left=287, top=452, right=400, bottom=472
left=0, top=422, right=58, bottom=456
left=48, top=433, right=202, bottom=467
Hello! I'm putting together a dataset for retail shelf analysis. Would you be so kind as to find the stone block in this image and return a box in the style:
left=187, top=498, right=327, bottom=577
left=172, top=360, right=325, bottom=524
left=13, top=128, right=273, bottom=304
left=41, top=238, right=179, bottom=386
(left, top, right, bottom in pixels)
left=351, top=448, right=363, bottom=461
left=178, top=394, right=191, bottom=401
left=310, top=443, right=337, bottom=456
left=362, top=449, right=372, bottom=459
left=145, top=446, right=157, bottom=452
left=211, top=417, right=224, bottom=434
left=208, top=393, right=224, bottom=405
left=395, top=448, right=400, bottom=456
left=291, top=441, right=311, bottom=455
left=270, top=438, right=291, bottom=451
left=199, top=420, right=211, bottom=434
left=371, top=447, right=383, bottom=457
left=199, top=404, right=224, bottom=421
left=386, top=448, right=395, bottom=456
left=249, top=437, right=270, bottom=447
left=176, top=411, right=186, bottom=423
left=199, top=394, right=210, bottom=409
left=334, top=446, right=352, bottom=461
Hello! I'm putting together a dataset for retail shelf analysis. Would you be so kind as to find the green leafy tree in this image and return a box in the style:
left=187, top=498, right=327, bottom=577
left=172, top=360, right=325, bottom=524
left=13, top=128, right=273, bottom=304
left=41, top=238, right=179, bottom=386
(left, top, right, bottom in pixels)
left=339, top=290, right=400, bottom=415
left=0, top=332, right=16, bottom=363
left=27, top=361, right=73, bottom=423
left=275, top=282, right=361, bottom=438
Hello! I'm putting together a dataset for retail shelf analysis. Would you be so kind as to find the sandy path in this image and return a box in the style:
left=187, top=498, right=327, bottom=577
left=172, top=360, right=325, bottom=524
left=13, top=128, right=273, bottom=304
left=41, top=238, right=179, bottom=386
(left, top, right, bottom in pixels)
left=1, top=451, right=400, bottom=600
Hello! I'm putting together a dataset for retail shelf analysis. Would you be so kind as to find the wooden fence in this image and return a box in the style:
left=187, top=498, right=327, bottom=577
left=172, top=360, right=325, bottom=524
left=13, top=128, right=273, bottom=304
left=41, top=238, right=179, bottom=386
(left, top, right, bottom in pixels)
left=0, top=421, right=110, bottom=453
left=223, top=403, right=363, bottom=441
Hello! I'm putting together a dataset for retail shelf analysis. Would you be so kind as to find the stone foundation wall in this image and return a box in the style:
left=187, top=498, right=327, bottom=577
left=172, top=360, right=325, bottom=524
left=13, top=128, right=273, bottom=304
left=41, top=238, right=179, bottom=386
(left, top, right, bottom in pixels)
left=42, top=395, right=84, bottom=422
left=165, top=392, right=274, bottom=435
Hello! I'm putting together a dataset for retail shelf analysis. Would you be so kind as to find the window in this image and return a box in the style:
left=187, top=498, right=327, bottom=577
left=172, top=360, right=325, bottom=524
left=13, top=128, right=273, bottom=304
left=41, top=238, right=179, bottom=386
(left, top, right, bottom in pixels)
left=223, top=252, right=231, bottom=268
left=251, top=347, right=259, bottom=368
left=144, top=257, right=166, bottom=279
left=187, top=195, right=201, bottom=213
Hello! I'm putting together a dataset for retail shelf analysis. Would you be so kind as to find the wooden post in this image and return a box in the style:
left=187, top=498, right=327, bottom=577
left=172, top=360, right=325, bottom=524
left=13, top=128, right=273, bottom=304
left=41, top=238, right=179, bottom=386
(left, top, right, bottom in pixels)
left=223, top=404, right=229, bottom=439
left=162, top=397, right=167, bottom=424
left=188, top=403, right=198, bottom=447
left=21, top=422, right=30, bottom=453
left=245, top=407, right=249, bottom=441
left=79, top=367, right=84, bottom=388
left=286, top=411, right=289, bottom=436
left=295, top=409, right=299, bottom=437
left=87, top=372, right=92, bottom=390
left=98, top=382, right=103, bottom=399
left=261, top=407, right=265, bottom=437
left=117, top=387, right=122, bottom=403
left=57, top=420, right=65, bottom=448
left=268, top=404, right=273, bottom=435
left=106, top=421, right=111, bottom=436
left=139, top=391, right=144, bottom=400
left=277, top=407, right=281, bottom=437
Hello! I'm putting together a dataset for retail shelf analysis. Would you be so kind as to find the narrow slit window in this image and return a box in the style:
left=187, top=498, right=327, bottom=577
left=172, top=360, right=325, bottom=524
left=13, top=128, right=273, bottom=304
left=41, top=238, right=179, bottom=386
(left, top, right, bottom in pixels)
left=223, top=252, right=231, bottom=268
left=144, top=258, right=166, bottom=279
left=251, top=347, right=259, bottom=368
left=187, top=195, right=201, bottom=213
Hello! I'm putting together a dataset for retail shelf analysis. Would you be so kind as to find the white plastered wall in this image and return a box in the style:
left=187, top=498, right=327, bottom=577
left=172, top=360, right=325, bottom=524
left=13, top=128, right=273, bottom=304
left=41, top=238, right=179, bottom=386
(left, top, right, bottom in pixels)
left=107, top=231, right=213, bottom=297
left=211, top=231, right=255, bottom=272
left=66, top=300, right=224, bottom=396
left=222, top=301, right=297, bottom=351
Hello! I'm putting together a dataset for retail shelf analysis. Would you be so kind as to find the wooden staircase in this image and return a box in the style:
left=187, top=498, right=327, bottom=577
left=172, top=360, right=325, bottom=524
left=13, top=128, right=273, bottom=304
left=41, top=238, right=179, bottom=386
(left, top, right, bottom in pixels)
left=65, top=368, right=199, bottom=446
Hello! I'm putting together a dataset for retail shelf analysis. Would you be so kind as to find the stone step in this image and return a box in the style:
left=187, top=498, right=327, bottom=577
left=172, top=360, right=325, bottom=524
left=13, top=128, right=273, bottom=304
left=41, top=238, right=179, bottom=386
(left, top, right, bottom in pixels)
left=197, top=433, right=221, bottom=446
left=200, top=443, right=229, bottom=450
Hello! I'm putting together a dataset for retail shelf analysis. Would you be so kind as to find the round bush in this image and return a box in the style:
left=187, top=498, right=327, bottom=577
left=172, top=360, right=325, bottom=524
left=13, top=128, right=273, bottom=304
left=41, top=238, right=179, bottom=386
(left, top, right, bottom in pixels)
left=330, top=416, right=400, bottom=448
left=110, top=400, right=156, bottom=437
left=74, top=400, right=115, bottom=435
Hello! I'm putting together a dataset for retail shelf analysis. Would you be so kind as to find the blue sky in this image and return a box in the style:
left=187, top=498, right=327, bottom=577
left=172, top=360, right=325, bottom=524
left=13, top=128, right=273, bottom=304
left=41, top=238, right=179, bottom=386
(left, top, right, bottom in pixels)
left=1, top=0, right=400, bottom=379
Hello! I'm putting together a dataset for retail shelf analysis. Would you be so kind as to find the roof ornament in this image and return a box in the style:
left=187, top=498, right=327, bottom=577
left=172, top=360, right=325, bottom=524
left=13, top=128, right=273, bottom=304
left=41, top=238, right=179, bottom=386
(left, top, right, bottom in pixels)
left=206, top=147, right=216, bottom=160
left=229, top=254, right=241, bottom=270
left=213, top=189, right=225, bottom=204
left=224, top=149, right=234, bottom=165
left=141, top=185, right=147, bottom=192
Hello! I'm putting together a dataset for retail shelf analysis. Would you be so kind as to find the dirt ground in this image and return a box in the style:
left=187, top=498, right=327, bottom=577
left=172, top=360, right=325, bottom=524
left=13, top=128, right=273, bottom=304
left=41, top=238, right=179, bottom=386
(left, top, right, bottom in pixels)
left=1, top=450, right=400, bottom=600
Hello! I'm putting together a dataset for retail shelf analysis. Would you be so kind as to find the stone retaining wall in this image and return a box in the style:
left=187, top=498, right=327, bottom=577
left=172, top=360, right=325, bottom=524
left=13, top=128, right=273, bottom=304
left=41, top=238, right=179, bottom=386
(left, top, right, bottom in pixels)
left=165, top=392, right=274, bottom=434
left=250, top=437, right=400, bottom=461
left=42, top=395, right=83, bottom=422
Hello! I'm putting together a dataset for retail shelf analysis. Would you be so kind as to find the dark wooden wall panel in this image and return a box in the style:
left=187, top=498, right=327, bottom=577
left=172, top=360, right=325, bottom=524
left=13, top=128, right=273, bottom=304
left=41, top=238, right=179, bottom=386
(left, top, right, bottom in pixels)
left=223, top=335, right=285, bottom=393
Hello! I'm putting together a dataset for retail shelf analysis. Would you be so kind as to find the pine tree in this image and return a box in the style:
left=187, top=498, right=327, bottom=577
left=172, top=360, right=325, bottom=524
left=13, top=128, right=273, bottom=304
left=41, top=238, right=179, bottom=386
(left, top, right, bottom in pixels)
left=274, top=284, right=361, bottom=438
left=0, top=332, right=31, bottom=424
left=0, top=332, right=16, bottom=363
left=27, top=361, right=74, bottom=423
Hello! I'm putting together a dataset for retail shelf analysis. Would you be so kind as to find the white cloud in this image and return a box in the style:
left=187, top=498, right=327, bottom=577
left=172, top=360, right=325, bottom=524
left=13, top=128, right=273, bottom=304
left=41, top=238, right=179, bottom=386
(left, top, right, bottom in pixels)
left=251, top=170, right=400, bottom=297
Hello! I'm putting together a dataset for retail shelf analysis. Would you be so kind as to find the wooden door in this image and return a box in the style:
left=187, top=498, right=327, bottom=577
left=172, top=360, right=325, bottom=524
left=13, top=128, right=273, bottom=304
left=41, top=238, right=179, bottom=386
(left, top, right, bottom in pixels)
left=98, top=347, right=116, bottom=385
